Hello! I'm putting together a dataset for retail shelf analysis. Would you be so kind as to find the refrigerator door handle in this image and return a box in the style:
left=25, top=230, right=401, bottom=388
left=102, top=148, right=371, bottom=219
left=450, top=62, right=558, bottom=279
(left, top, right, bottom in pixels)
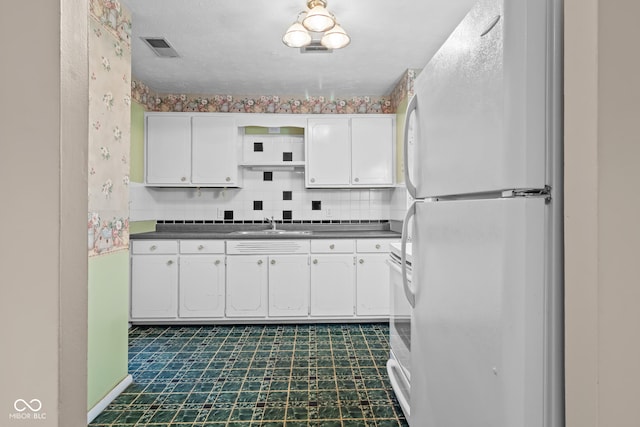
left=403, top=94, right=418, bottom=199
left=401, top=201, right=417, bottom=308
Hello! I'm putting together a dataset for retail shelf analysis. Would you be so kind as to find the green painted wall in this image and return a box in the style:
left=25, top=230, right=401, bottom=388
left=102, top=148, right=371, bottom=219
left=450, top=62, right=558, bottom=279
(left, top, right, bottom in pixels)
left=130, top=100, right=145, bottom=183
left=131, top=100, right=156, bottom=234
left=130, top=220, right=156, bottom=234
left=87, top=250, right=130, bottom=409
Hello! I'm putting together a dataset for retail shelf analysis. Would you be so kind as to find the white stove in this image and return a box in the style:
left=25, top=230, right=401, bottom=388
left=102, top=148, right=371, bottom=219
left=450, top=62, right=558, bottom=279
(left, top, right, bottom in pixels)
left=387, top=242, right=412, bottom=422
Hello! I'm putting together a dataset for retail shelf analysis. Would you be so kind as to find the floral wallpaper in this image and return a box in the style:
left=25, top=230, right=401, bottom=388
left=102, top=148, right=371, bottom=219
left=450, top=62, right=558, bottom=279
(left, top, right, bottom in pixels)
left=88, top=0, right=132, bottom=257
left=389, top=69, right=417, bottom=110
left=131, top=79, right=396, bottom=114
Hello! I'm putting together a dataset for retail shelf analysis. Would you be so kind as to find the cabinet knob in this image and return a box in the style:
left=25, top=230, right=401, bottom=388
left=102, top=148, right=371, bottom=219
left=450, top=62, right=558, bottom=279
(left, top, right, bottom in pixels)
left=181, top=176, right=187, bottom=182
left=226, top=177, right=231, bottom=182
left=359, top=259, right=364, bottom=264
left=375, top=244, right=381, bottom=249
left=354, top=177, right=360, bottom=182
left=214, top=260, right=221, bottom=265
left=150, top=245, right=157, bottom=251
left=257, top=259, right=263, bottom=265
left=310, top=178, right=315, bottom=183
left=167, top=260, right=174, bottom=266
left=198, top=245, right=205, bottom=250
left=329, top=244, right=335, bottom=250
left=313, top=259, right=318, bottom=264
left=270, top=259, right=276, bottom=265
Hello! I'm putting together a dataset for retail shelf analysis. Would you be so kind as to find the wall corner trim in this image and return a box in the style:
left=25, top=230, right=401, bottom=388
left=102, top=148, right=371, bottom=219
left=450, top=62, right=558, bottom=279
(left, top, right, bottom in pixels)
left=87, top=374, right=133, bottom=424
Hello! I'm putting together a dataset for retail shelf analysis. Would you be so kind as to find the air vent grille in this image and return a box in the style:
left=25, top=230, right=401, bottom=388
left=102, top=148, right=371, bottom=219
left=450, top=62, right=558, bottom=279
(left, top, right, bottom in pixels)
left=226, top=240, right=311, bottom=254
left=141, top=37, right=179, bottom=58
left=300, top=41, right=333, bottom=54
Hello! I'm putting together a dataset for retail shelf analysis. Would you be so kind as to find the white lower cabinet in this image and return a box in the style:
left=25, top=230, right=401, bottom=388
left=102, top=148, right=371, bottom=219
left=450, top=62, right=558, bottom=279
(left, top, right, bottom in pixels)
left=310, top=254, right=355, bottom=317
left=130, top=237, right=396, bottom=322
left=268, top=255, right=310, bottom=317
left=179, top=255, right=225, bottom=318
left=226, top=255, right=268, bottom=317
left=131, top=254, right=179, bottom=319
left=356, top=253, right=391, bottom=316
left=130, top=240, right=179, bottom=319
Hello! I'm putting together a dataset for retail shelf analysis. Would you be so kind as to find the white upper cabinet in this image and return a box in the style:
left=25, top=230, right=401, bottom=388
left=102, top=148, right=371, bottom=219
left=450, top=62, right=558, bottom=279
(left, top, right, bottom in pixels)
left=306, top=118, right=351, bottom=186
left=145, top=113, right=393, bottom=188
left=145, top=113, right=240, bottom=187
left=351, top=117, right=394, bottom=186
left=146, top=115, right=191, bottom=185
left=306, top=116, right=394, bottom=188
left=191, top=116, right=239, bottom=186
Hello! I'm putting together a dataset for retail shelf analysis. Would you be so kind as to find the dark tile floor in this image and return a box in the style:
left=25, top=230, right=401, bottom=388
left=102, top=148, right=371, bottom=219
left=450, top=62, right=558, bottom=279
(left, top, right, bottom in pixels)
left=89, top=323, right=408, bottom=427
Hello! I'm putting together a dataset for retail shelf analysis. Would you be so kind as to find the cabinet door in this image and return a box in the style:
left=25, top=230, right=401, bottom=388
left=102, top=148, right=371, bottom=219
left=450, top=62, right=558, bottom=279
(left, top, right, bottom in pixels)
left=356, top=253, right=391, bottom=316
left=226, top=255, right=268, bottom=317
left=351, top=117, right=394, bottom=186
left=146, top=115, right=191, bottom=184
left=191, top=116, right=238, bottom=186
left=179, top=255, right=225, bottom=318
left=310, top=254, right=355, bottom=316
left=268, top=255, right=309, bottom=317
left=131, top=254, right=178, bottom=318
left=306, top=118, right=351, bottom=186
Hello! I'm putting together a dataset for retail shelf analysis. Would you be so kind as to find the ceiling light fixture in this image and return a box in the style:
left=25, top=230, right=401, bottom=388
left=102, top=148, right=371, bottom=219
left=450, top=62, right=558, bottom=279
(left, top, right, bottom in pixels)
left=282, top=0, right=350, bottom=50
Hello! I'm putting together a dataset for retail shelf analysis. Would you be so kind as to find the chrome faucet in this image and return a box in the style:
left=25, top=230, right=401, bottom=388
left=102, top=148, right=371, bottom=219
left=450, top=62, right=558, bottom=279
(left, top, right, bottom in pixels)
left=265, top=216, right=277, bottom=230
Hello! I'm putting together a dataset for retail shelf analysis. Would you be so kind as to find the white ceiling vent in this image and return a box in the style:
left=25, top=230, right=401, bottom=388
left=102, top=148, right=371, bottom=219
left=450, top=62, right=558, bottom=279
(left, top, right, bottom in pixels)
left=300, top=41, right=333, bottom=54
left=141, top=37, right=180, bottom=58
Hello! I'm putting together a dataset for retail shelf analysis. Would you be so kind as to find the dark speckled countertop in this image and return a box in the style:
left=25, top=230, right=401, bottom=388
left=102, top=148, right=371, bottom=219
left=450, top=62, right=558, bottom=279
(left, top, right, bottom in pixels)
left=130, top=222, right=401, bottom=240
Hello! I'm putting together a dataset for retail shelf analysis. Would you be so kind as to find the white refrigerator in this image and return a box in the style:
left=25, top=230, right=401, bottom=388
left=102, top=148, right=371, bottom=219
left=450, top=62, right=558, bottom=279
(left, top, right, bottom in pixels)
left=399, top=0, right=564, bottom=426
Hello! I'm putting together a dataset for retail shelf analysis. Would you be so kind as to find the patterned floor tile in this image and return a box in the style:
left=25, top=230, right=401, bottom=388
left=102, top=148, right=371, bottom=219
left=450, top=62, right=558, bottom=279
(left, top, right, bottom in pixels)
left=90, top=323, right=408, bottom=427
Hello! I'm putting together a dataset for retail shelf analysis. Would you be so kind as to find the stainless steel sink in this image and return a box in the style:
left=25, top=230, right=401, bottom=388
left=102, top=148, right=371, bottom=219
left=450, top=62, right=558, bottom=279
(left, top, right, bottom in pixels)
left=231, top=230, right=312, bottom=235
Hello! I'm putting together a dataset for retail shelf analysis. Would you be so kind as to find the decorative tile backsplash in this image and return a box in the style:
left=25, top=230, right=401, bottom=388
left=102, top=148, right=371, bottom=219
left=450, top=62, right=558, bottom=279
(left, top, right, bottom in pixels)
left=129, top=170, right=397, bottom=223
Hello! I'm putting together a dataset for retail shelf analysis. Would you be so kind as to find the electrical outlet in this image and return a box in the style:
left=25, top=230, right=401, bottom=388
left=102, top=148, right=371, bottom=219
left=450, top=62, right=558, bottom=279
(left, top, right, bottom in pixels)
left=216, top=208, right=224, bottom=219
left=325, top=208, right=332, bottom=217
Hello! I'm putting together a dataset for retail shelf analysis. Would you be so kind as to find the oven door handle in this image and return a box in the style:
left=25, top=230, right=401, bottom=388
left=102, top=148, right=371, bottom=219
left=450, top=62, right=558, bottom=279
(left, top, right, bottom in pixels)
left=401, top=201, right=417, bottom=308
left=387, top=358, right=411, bottom=420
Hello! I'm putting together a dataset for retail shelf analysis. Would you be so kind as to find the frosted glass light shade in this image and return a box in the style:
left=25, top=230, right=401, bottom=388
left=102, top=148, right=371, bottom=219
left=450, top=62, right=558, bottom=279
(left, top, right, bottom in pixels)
left=302, top=5, right=335, bottom=32
left=320, top=23, right=350, bottom=49
left=282, top=22, right=312, bottom=48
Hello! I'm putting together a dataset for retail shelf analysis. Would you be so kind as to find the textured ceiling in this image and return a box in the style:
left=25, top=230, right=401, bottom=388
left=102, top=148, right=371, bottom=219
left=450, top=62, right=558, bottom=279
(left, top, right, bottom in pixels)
left=121, top=0, right=477, bottom=97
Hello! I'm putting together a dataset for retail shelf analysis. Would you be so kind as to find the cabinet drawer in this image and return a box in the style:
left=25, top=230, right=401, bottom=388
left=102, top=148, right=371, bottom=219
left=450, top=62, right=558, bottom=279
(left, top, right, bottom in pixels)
left=180, top=240, right=225, bottom=254
left=131, top=240, right=178, bottom=254
left=311, top=239, right=355, bottom=253
left=356, top=239, right=398, bottom=253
